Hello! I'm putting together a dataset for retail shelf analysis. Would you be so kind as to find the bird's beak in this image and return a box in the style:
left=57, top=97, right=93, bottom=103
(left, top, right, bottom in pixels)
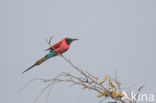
left=72, top=38, right=79, bottom=41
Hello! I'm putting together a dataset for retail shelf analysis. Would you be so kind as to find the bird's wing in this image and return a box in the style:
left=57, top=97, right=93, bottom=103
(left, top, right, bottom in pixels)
left=55, top=40, right=69, bottom=53
left=45, top=41, right=62, bottom=51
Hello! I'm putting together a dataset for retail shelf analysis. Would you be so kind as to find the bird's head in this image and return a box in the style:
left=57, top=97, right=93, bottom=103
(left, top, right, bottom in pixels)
left=65, top=38, right=79, bottom=45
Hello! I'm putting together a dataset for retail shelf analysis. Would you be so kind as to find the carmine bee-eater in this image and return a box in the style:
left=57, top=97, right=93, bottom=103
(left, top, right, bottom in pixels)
left=23, top=38, right=78, bottom=73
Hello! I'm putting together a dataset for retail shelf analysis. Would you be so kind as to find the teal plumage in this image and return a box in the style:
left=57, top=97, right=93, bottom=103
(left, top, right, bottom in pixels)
left=46, top=50, right=56, bottom=59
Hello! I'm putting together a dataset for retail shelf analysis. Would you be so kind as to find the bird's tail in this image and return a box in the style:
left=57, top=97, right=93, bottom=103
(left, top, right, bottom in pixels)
left=22, top=64, right=36, bottom=73
left=22, top=56, right=47, bottom=73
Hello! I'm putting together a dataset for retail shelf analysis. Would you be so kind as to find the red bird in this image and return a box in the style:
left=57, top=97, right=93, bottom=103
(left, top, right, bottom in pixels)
left=23, top=38, right=78, bottom=73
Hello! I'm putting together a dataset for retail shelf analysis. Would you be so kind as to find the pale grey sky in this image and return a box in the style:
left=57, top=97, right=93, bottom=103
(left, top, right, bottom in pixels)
left=0, top=0, right=156, bottom=103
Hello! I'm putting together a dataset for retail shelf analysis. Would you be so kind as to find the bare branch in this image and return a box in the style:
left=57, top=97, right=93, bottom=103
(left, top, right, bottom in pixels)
left=22, top=36, right=144, bottom=103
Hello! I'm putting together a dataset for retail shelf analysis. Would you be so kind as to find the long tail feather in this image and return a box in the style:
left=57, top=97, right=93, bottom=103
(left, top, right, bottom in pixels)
left=35, top=56, right=47, bottom=65
left=23, top=57, right=47, bottom=73
left=22, top=64, right=36, bottom=73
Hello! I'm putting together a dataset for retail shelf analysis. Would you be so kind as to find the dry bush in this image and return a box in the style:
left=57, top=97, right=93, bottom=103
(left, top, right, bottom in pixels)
left=20, top=37, right=144, bottom=103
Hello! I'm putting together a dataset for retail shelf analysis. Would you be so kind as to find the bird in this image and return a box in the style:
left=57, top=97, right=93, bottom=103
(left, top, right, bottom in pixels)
left=23, top=38, right=78, bottom=73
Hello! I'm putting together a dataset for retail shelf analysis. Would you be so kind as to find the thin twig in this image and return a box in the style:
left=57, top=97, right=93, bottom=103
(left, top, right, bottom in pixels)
left=77, top=88, right=85, bottom=103
left=19, top=78, right=51, bottom=93
left=45, top=80, right=56, bottom=103
left=34, top=81, right=54, bottom=103
left=21, top=36, right=144, bottom=103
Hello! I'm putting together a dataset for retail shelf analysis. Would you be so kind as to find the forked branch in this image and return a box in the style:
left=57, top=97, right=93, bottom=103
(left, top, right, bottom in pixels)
left=21, top=36, right=144, bottom=103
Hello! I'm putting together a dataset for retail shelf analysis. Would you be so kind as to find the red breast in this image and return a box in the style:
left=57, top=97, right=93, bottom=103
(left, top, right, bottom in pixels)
left=59, top=39, right=70, bottom=53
